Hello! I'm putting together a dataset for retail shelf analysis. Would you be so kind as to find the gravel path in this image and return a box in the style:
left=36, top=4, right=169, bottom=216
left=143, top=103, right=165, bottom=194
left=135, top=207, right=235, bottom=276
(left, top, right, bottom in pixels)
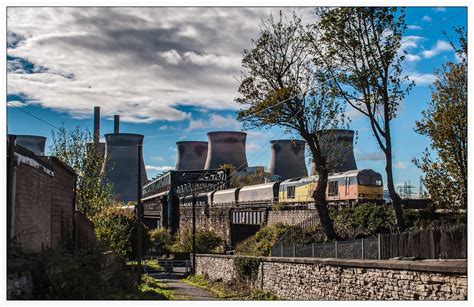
left=148, top=272, right=219, bottom=301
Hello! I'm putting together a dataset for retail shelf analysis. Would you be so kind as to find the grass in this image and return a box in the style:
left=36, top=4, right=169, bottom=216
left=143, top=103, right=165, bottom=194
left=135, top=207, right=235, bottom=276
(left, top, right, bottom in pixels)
left=126, top=259, right=164, bottom=272
left=102, top=273, right=174, bottom=300
left=183, top=274, right=279, bottom=300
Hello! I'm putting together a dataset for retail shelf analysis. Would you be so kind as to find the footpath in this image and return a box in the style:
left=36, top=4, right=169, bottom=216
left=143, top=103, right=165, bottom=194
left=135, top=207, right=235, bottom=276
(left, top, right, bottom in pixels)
left=148, top=272, right=219, bottom=300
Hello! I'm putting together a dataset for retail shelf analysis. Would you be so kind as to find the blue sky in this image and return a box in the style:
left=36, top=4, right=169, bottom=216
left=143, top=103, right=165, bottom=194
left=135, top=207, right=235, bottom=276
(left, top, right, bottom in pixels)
left=6, top=7, right=467, bottom=191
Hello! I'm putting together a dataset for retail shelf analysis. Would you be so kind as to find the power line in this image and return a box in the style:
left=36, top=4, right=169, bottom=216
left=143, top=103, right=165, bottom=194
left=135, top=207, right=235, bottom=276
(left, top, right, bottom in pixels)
left=8, top=103, right=60, bottom=130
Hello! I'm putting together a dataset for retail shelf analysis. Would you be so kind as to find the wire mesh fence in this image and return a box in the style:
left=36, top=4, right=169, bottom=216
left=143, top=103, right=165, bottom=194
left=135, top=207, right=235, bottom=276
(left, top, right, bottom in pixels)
left=271, top=236, right=380, bottom=259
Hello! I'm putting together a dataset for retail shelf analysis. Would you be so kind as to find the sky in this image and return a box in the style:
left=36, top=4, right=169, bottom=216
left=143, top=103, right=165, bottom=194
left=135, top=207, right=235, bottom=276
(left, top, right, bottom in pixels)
left=6, top=6, right=467, bottom=192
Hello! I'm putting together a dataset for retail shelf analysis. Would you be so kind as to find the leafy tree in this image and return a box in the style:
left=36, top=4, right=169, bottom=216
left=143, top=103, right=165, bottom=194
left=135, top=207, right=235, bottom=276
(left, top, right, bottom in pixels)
left=313, top=7, right=413, bottom=231
left=50, top=126, right=112, bottom=220
left=414, top=28, right=467, bottom=210
left=235, top=13, right=346, bottom=239
left=220, top=163, right=270, bottom=188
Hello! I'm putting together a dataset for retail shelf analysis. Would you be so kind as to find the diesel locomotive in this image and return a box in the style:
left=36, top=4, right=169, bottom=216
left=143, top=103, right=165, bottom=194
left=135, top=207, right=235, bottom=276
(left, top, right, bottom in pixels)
left=179, top=168, right=384, bottom=208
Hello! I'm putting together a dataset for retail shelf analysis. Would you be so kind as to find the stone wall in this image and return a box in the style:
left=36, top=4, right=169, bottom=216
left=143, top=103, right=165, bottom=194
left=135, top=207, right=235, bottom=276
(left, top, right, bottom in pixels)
left=179, top=205, right=232, bottom=248
left=267, top=209, right=318, bottom=226
left=195, top=254, right=467, bottom=300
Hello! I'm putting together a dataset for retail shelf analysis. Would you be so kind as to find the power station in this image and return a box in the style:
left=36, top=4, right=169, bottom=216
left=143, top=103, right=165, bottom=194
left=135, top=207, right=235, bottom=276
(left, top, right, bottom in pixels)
left=13, top=135, right=47, bottom=156
left=175, top=141, right=208, bottom=170
left=269, top=139, right=308, bottom=180
left=204, top=131, right=248, bottom=170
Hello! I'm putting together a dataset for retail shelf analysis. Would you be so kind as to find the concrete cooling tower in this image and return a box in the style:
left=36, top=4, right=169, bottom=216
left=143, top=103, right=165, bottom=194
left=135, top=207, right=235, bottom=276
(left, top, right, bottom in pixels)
left=102, top=133, right=148, bottom=203
left=175, top=141, right=208, bottom=170
left=310, top=129, right=357, bottom=174
left=269, top=139, right=308, bottom=180
left=204, top=131, right=248, bottom=170
left=14, top=135, right=47, bottom=156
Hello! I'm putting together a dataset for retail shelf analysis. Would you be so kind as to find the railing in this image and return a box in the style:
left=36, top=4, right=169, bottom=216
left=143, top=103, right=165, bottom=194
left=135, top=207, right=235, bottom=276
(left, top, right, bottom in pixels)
left=271, top=224, right=467, bottom=260
left=271, top=236, right=381, bottom=259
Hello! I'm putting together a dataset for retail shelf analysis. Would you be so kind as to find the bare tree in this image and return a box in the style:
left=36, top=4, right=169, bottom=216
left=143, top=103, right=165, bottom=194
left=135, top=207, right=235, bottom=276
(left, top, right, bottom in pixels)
left=311, top=7, right=413, bottom=231
left=235, top=13, right=346, bottom=240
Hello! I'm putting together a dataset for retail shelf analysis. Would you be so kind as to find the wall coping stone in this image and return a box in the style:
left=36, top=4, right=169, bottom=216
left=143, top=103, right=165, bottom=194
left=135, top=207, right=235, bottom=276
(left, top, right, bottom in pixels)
left=196, top=254, right=467, bottom=274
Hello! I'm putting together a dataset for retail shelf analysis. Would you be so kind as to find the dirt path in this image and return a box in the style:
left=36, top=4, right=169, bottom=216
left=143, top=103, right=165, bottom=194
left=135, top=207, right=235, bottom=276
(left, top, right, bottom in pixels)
left=148, top=272, right=219, bottom=300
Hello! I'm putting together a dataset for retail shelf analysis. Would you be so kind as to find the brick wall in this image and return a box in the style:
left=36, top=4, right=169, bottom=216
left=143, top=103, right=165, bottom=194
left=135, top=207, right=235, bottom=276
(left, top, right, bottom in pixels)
left=195, top=254, right=467, bottom=300
left=267, top=209, right=318, bottom=226
left=14, top=163, right=53, bottom=253
left=49, top=158, right=76, bottom=249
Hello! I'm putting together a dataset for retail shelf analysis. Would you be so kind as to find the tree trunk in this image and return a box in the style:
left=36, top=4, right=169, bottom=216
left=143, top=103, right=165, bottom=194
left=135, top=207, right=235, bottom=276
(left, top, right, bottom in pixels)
left=385, top=140, right=406, bottom=232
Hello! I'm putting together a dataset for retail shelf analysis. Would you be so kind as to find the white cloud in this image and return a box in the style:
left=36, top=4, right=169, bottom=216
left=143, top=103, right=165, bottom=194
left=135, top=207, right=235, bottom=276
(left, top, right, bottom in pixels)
left=421, top=40, right=453, bottom=58
left=406, top=72, right=437, bottom=86
left=7, top=100, right=27, bottom=107
left=433, top=7, right=446, bottom=12
left=159, top=125, right=171, bottom=131
left=422, top=15, right=432, bottom=22
left=355, top=151, right=385, bottom=161
left=151, top=156, right=166, bottom=162
left=394, top=161, right=408, bottom=169
left=145, top=165, right=174, bottom=172
left=7, top=7, right=317, bottom=124
left=186, top=113, right=242, bottom=131
left=407, top=25, right=423, bottom=30
left=247, top=142, right=263, bottom=153
left=400, top=35, right=426, bottom=50
left=405, top=54, right=421, bottom=62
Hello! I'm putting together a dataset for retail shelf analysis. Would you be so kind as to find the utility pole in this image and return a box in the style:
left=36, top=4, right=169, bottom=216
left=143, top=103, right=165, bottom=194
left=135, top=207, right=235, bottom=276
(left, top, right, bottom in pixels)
left=192, top=194, right=196, bottom=274
left=136, top=144, right=143, bottom=284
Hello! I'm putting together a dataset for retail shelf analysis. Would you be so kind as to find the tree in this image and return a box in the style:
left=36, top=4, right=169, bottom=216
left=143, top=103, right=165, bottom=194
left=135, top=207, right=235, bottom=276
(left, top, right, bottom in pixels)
left=235, top=13, right=346, bottom=240
left=414, top=28, right=467, bottom=210
left=220, top=163, right=271, bottom=188
left=313, top=7, right=413, bottom=232
left=50, top=126, right=112, bottom=220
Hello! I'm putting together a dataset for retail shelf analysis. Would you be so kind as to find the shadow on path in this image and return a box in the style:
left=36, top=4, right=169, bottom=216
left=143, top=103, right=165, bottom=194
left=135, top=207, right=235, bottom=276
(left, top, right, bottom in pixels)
left=149, top=272, right=219, bottom=301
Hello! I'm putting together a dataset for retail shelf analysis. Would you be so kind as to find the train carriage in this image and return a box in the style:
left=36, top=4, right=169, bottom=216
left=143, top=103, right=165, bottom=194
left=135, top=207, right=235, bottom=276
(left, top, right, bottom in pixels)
left=238, top=182, right=280, bottom=206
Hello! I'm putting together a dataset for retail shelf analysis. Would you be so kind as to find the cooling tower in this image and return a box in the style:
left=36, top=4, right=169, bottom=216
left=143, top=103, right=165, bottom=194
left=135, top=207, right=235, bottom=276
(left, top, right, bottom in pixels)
left=204, top=131, right=248, bottom=170
left=14, top=135, right=47, bottom=156
left=175, top=141, right=208, bottom=170
left=102, top=133, right=148, bottom=203
left=269, top=139, right=308, bottom=180
left=310, top=129, right=357, bottom=174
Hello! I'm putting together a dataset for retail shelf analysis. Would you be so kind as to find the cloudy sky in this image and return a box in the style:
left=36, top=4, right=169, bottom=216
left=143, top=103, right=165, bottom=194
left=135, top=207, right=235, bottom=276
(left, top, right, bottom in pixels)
left=7, top=6, right=467, bottom=190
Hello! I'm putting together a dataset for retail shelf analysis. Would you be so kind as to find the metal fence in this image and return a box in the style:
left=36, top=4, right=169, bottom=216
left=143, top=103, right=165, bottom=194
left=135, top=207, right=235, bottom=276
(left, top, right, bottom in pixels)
left=271, top=224, right=467, bottom=260
left=271, top=236, right=381, bottom=259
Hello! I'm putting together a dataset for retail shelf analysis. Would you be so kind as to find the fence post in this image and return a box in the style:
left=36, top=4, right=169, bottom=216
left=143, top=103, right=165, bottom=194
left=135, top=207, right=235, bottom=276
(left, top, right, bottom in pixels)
left=312, top=243, right=315, bottom=258
left=378, top=233, right=381, bottom=260
left=335, top=241, right=338, bottom=258
left=280, top=244, right=283, bottom=257
left=361, top=238, right=364, bottom=259
left=293, top=243, right=296, bottom=257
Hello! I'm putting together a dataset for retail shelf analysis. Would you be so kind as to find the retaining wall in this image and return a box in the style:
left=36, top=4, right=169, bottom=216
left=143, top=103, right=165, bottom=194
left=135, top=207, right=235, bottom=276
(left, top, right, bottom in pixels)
left=195, top=254, right=467, bottom=300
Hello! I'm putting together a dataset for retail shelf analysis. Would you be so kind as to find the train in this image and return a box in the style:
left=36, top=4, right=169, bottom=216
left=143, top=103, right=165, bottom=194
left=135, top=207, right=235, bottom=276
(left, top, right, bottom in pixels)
left=179, top=168, right=384, bottom=208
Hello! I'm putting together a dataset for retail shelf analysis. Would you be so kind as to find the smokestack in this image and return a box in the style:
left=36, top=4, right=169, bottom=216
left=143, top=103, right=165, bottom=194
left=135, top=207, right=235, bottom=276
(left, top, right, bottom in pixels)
left=93, top=106, right=100, bottom=145
left=204, top=131, right=248, bottom=170
left=114, top=115, right=120, bottom=134
left=175, top=141, right=208, bottom=170
left=13, top=135, right=47, bottom=156
left=102, top=133, right=148, bottom=203
left=310, top=129, right=357, bottom=174
left=269, top=139, right=308, bottom=180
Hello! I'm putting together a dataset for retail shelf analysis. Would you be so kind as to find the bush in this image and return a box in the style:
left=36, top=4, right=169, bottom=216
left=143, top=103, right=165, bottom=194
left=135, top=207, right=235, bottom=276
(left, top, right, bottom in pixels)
left=330, top=204, right=396, bottom=239
left=235, top=224, right=290, bottom=256
left=149, top=228, right=175, bottom=256
left=94, top=206, right=151, bottom=259
left=234, top=257, right=260, bottom=283
left=170, top=229, right=222, bottom=254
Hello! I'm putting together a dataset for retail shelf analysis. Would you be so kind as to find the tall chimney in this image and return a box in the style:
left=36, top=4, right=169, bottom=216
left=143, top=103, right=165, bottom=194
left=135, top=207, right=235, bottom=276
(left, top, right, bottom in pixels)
left=114, top=115, right=120, bottom=134
left=204, top=131, right=248, bottom=170
left=175, top=141, right=208, bottom=170
left=93, top=106, right=100, bottom=145
left=269, top=139, right=308, bottom=180
left=310, top=129, right=357, bottom=174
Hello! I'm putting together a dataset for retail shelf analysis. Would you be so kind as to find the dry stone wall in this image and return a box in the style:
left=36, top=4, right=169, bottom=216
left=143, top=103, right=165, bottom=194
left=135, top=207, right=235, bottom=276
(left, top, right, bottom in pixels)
left=267, top=209, right=318, bottom=226
left=195, top=254, right=467, bottom=300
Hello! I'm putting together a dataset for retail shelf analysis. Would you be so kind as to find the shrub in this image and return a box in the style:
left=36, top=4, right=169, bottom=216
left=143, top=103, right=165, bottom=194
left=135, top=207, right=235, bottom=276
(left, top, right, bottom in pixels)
left=170, top=229, right=222, bottom=254
left=149, top=228, right=175, bottom=255
left=94, top=206, right=151, bottom=259
left=330, top=204, right=396, bottom=239
left=234, top=257, right=260, bottom=283
left=235, top=224, right=290, bottom=256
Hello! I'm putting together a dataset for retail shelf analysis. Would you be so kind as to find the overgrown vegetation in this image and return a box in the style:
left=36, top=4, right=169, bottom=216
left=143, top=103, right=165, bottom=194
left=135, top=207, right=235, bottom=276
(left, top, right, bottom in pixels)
left=234, top=257, right=261, bottom=283
left=170, top=229, right=223, bottom=254
left=220, top=163, right=270, bottom=188
left=183, top=274, right=278, bottom=300
left=94, top=205, right=151, bottom=259
left=235, top=224, right=290, bottom=256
